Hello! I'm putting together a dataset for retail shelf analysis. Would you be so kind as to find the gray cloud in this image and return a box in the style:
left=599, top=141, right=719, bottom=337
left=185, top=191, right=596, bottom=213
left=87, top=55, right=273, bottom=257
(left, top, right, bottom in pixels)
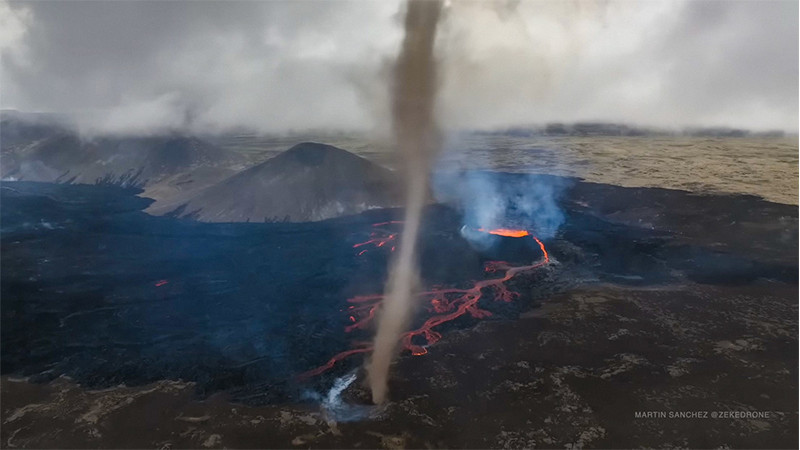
left=2, top=0, right=797, bottom=134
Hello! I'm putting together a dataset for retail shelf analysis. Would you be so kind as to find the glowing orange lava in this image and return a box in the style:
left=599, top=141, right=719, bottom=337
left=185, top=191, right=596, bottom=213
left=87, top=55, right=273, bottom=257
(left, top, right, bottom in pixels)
left=477, top=228, right=530, bottom=238
left=298, top=232, right=550, bottom=380
left=352, top=222, right=401, bottom=256
left=371, top=221, right=404, bottom=227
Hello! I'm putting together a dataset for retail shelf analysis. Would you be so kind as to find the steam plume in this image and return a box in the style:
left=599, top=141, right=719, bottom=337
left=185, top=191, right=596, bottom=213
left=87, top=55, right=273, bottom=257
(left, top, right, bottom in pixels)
left=366, top=0, right=443, bottom=404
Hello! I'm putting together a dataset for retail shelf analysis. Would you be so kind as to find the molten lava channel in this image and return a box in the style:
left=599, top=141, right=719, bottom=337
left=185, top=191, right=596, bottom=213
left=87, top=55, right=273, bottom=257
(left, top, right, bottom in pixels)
left=298, top=225, right=550, bottom=379
left=352, top=229, right=398, bottom=255
left=477, top=227, right=530, bottom=238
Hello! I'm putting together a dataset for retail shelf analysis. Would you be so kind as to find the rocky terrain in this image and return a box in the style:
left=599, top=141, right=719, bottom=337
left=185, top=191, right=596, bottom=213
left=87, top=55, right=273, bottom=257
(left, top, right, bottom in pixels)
left=1, top=176, right=796, bottom=448
left=1, top=113, right=796, bottom=448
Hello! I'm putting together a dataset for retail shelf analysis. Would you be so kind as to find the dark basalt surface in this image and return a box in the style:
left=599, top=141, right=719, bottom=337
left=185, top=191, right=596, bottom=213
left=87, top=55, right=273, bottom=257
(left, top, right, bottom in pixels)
left=1, top=175, right=797, bottom=448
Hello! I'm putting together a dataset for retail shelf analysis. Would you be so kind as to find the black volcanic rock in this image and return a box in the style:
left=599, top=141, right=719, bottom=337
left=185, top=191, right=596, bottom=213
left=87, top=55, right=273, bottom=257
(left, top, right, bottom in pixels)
left=164, top=142, right=401, bottom=222
left=1, top=177, right=796, bottom=447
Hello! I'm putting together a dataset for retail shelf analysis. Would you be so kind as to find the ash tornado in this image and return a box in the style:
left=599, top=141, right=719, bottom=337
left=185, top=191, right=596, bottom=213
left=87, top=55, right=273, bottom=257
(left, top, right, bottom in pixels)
left=366, top=0, right=443, bottom=404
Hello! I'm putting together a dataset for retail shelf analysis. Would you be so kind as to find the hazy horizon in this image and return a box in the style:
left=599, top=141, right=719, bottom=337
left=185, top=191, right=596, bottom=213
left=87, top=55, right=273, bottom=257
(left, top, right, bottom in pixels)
left=1, top=0, right=798, bottom=136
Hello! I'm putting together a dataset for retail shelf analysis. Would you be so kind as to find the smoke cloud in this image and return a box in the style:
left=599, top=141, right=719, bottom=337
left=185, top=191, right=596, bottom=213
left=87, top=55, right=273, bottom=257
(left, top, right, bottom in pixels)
left=2, top=0, right=797, bottom=133
left=366, top=0, right=442, bottom=405
left=432, top=169, right=566, bottom=251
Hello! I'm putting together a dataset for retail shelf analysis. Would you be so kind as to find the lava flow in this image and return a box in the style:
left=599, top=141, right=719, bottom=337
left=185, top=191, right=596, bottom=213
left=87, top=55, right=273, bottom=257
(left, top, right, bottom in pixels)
left=299, top=229, right=550, bottom=379
left=352, top=224, right=399, bottom=255
left=477, top=228, right=530, bottom=238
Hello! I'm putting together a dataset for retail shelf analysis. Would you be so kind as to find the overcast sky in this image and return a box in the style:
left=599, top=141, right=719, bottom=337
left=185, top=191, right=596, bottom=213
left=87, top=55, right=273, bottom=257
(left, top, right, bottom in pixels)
left=1, top=0, right=797, bottom=135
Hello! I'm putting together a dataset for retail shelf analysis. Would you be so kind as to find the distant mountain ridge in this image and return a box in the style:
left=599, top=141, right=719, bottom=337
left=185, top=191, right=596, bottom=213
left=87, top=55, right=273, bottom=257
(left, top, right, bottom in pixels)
left=1, top=114, right=402, bottom=223
left=1, top=110, right=73, bottom=149
left=476, top=122, right=788, bottom=138
left=2, top=132, right=246, bottom=188
left=1, top=114, right=251, bottom=217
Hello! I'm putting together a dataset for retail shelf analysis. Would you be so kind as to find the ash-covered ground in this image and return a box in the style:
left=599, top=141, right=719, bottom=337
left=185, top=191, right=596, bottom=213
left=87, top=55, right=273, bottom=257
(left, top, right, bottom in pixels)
left=1, top=173, right=797, bottom=448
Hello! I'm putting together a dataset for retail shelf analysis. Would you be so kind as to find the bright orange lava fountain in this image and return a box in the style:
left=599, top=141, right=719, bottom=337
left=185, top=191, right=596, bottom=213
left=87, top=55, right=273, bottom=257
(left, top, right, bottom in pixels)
left=298, top=225, right=549, bottom=379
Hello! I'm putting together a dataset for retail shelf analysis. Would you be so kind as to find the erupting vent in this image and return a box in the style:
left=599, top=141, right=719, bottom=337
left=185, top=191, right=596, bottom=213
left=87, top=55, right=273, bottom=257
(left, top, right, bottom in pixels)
left=477, top=228, right=530, bottom=238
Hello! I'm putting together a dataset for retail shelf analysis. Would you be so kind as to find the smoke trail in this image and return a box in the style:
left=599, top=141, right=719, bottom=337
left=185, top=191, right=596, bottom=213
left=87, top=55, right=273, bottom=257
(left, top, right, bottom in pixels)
left=366, top=0, right=443, bottom=404
left=432, top=169, right=567, bottom=252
